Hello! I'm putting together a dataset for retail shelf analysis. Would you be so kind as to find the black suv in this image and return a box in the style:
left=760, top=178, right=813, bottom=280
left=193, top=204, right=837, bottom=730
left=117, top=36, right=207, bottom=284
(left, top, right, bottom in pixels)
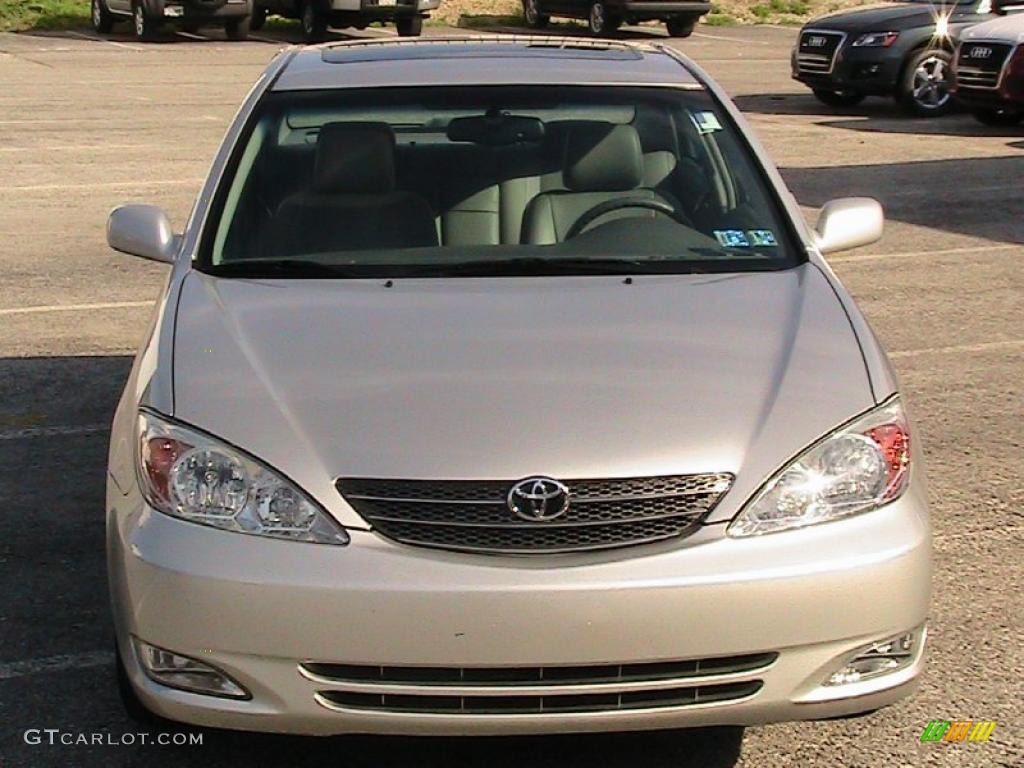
left=792, top=0, right=997, bottom=116
left=91, top=0, right=253, bottom=39
left=522, top=0, right=710, bottom=37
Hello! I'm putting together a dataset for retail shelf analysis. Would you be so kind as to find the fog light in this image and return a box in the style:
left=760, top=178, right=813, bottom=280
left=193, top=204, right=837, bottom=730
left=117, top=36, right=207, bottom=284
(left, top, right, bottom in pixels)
left=134, top=638, right=250, bottom=699
left=824, top=626, right=924, bottom=686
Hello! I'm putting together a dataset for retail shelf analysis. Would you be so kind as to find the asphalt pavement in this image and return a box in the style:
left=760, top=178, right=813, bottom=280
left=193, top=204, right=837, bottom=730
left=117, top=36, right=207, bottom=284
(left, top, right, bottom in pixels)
left=0, top=20, right=1021, bottom=768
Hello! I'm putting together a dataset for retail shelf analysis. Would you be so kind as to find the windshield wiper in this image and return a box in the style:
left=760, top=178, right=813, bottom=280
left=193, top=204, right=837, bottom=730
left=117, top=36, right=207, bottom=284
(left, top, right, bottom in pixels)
left=206, top=259, right=367, bottom=278
left=434, top=257, right=681, bottom=276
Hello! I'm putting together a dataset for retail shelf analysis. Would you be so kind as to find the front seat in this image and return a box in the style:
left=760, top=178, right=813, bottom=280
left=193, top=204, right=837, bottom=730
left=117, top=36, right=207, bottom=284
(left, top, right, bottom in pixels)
left=270, top=122, right=438, bottom=256
left=520, top=122, right=673, bottom=245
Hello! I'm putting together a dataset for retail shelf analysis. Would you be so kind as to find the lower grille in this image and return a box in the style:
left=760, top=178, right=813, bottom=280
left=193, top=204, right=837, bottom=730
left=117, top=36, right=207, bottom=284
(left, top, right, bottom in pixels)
left=337, top=474, right=732, bottom=554
left=316, top=681, right=763, bottom=714
left=796, top=30, right=844, bottom=74
left=304, top=654, right=775, bottom=716
left=957, top=42, right=1013, bottom=89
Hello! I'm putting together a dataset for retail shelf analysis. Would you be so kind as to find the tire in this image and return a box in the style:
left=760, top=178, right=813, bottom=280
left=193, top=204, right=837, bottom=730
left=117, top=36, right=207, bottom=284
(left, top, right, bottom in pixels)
left=900, top=48, right=953, bottom=117
left=250, top=5, right=267, bottom=29
left=588, top=1, right=620, bottom=35
left=812, top=88, right=866, bottom=107
left=300, top=0, right=328, bottom=42
left=972, top=107, right=1023, bottom=126
left=665, top=15, right=696, bottom=38
left=225, top=15, right=250, bottom=40
left=91, top=0, right=115, bottom=33
left=132, top=1, right=161, bottom=40
left=522, top=0, right=549, bottom=28
left=396, top=15, right=422, bottom=36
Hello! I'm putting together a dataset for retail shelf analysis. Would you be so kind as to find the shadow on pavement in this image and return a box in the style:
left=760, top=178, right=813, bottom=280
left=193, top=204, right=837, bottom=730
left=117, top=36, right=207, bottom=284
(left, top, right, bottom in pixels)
left=781, top=155, right=1024, bottom=244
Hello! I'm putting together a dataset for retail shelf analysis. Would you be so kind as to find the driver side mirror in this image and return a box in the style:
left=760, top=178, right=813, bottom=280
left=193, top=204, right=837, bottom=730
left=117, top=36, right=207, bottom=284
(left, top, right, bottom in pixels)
left=813, top=197, right=883, bottom=255
left=106, top=204, right=179, bottom=264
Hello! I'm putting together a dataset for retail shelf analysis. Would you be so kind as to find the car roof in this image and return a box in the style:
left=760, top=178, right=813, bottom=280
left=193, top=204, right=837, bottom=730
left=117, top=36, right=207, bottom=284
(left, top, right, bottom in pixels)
left=271, top=36, right=703, bottom=91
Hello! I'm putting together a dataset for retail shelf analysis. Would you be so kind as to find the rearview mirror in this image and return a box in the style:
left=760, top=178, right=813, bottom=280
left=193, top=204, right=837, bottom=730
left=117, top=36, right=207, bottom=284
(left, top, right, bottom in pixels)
left=813, top=197, right=883, bottom=255
left=107, top=204, right=179, bottom=263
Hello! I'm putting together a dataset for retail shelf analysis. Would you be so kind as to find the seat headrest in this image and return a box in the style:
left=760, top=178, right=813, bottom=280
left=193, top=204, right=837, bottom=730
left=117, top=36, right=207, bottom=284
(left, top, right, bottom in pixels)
left=564, top=123, right=643, bottom=192
left=313, top=122, right=396, bottom=194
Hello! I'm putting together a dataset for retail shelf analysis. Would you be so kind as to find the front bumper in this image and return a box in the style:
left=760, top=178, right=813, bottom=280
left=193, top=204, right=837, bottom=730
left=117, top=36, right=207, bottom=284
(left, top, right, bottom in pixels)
left=791, top=42, right=905, bottom=96
left=108, top=482, right=931, bottom=735
left=617, top=1, right=711, bottom=17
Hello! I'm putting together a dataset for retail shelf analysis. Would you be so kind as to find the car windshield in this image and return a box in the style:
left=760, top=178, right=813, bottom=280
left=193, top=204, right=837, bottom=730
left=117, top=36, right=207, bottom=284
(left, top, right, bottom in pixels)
left=202, top=85, right=803, bottom=277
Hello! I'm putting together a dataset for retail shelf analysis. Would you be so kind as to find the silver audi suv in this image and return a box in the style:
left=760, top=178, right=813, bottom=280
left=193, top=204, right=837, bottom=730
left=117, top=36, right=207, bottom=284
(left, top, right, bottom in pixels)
left=105, top=36, right=931, bottom=737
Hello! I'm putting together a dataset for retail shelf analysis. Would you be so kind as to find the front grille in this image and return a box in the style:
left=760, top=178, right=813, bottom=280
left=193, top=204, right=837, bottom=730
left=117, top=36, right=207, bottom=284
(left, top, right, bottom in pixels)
left=957, top=42, right=1014, bottom=89
left=337, top=474, right=732, bottom=554
left=796, top=30, right=844, bottom=74
left=317, top=681, right=763, bottom=714
left=303, top=654, right=775, bottom=715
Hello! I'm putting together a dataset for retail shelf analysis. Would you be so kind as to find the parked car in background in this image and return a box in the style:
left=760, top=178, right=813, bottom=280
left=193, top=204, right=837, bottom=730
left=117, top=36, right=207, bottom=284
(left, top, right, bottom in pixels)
left=104, top=37, right=930, bottom=738
left=522, top=0, right=710, bottom=37
left=91, top=0, right=253, bottom=40
left=952, top=1, right=1024, bottom=124
left=254, top=0, right=438, bottom=39
left=792, top=0, right=1000, bottom=116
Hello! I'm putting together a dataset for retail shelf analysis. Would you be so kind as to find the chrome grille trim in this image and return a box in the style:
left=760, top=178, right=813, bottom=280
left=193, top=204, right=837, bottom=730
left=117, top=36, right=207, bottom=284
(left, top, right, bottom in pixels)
left=305, top=655, right=774, bottom=715
left=337, top=473, right=733, bottom=554
left=796, top=29, right=845, bottom=75
left=956, top=42, right=1014, bottom=90
left=314, top=681, right=764, bottom=715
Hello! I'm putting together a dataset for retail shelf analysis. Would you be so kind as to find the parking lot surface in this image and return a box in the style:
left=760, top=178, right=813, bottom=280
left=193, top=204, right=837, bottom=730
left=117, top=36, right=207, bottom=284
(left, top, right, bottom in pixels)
left=0, top=22, right=1021, bottom=768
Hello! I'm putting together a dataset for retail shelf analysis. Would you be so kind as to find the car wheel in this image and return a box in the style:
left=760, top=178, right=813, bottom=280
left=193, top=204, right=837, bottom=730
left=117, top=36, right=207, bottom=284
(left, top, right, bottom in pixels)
left=250, top=5, right=267, bottom=29
left=522, top=0, right=549, bottom=28
left=91, top=0, right=115, bottom=33
left=900, top=48, right=953, bottom=117
left=665, top=15, right=696, bottom=38
left=812, top=88, right=866, bottom=107
left=132, top=1, right=161, bottom=40
left=588, top=1, right=620, bottom=36
left=300, top=1, right=328, bottom=42
left=396, top=15, right=422, bottom=36
left=225, top=15, right=250, bottom=40
left=972, top=107, right=1023, bottom=126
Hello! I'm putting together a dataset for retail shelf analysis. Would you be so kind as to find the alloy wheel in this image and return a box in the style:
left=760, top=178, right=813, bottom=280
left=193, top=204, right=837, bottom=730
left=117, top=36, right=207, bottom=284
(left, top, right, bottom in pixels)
left=589, top=2, right=604, bottom=34
left=133, top=5, right=145, bottom=36
left=524, top=0, right=538, bottom=25
left=92, top=0, right=102, bottom=28
left=912, top=54, right=950, bottom=111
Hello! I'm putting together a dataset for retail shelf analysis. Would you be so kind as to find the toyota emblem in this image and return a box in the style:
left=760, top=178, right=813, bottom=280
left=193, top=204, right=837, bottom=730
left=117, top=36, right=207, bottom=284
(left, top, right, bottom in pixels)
left=507, top=477, right=570, bottom=522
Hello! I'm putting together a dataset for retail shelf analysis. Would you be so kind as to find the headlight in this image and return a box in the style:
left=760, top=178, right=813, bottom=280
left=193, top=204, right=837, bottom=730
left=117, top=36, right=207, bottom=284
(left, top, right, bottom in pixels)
left=136, top=411, right=349, bottom=544
left=851, top=31, right=900, bottom=47
left=729, top=397, right=911, bottom=537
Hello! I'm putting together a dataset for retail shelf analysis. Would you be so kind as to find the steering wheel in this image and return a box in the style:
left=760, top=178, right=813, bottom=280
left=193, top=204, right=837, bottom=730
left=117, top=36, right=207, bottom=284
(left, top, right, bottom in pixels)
left=564, top=197, right=690, bottom=240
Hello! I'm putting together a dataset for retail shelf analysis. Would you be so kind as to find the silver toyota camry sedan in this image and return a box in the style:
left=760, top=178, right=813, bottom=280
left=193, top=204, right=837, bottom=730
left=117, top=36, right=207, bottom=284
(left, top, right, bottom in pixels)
left=105, top=36, right=930, bottom=736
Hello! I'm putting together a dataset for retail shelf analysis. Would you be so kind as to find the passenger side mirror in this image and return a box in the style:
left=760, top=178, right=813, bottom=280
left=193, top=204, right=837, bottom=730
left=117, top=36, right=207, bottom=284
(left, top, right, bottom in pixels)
left=107, top=204, right=179, bottom=264
left=813, top=197, right=883, bottom=255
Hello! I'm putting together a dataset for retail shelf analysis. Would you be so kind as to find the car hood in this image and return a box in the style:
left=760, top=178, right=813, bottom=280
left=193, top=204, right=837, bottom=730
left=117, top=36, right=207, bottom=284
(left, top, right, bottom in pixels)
left=172, top=265, right=874, bottom=528
left=961, top=13, right=1024, bottom=42
left=808, top=2, right=953, bottom=32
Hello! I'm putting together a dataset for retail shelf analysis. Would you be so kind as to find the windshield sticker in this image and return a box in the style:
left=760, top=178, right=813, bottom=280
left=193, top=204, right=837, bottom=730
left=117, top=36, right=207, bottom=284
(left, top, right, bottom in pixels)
left=714, top=230, right=751, bottom=248
left=747, top=230, right=778, bottom=247
left=692, top=111, right=724, bottom=134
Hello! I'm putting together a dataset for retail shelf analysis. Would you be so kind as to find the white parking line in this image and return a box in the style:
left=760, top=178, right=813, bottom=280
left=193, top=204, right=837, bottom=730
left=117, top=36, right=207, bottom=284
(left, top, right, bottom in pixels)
left=66, top=30, right=144, bottom=51
left=831, top=243, right=1021, bottom=264
left=890, top=339, right=1024, bottom=359
left=0, top=424, right=109, bottom=441
left=0, top=300, right=153, bottom=316
left=693, top=31, right=772, bottom=45
left=0, top=651, right=114, bottom=681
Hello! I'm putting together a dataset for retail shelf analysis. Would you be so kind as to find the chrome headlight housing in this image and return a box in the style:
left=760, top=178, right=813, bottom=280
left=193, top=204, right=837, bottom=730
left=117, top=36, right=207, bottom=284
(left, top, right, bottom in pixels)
left=136, top=411, right=348, bottom=544
left=851, top=31, right=900, bottom=47
left=729, top=397, right=911, bottom=537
